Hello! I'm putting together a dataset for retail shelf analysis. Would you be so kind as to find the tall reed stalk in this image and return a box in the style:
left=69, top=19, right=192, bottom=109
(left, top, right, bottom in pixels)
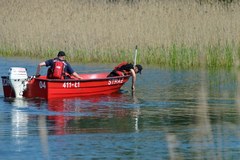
left=0, top=0, right=239, bottom=68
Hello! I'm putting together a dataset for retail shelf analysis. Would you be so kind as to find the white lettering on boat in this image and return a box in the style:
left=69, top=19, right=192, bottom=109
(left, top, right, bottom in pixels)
left=63, top=82, right=80, bottom=88
left=39, top=81, right=46, bottom=89
left=108, top=78, right=124, bottom=85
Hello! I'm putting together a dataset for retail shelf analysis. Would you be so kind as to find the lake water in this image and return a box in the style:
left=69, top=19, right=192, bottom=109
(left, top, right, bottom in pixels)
left=1, top=57, right=240, bottom=159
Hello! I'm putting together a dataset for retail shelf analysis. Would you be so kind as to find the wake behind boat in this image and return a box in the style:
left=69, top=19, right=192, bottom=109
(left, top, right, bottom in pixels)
left=1, top=67, right=130, bottom=99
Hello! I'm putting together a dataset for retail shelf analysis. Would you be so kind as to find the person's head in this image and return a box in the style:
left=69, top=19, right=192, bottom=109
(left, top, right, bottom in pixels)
left=134, top=64, right=143, bottom=74
left=57, top=51, right=66, bottom=60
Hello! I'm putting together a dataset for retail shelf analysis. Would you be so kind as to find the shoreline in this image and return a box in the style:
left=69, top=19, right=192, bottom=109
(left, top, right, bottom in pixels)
left=0, top=0, right=239, bottom=69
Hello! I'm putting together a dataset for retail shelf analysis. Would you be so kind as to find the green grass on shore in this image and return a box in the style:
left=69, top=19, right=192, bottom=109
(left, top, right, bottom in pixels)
left=0, top=0, right=239, bottom=69
left=1, top=43, right=239, bottom=69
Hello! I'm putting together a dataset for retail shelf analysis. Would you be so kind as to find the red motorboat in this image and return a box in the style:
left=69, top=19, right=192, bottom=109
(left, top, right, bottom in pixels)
left=2, top=67, right=130, bottom=99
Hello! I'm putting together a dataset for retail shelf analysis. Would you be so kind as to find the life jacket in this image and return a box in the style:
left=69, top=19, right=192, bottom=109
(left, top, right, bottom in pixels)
left=114, top=62, right=131, bottom=76
left=47, top=59, right=66, bottom=79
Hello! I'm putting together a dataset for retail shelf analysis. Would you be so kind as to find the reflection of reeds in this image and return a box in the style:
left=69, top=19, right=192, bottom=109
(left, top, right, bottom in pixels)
left=0, top=0, right=239, bottom=68
left=189, top=70, right=217, bottom=159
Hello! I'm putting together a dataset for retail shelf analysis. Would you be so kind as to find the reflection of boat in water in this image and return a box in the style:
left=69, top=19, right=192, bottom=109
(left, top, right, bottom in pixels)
left=4, top=94, right=140, bottom=135
left=47, top=95, right=140, bottom=135
left=1, top=67, right=130, bottom=99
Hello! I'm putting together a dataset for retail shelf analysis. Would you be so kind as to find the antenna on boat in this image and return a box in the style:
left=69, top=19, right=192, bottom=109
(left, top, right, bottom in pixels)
left=133, top=45, right=138, bottom=66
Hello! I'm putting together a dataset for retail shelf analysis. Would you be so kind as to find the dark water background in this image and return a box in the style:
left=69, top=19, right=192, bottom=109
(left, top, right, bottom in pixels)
left=1, top=57, right=240, bottom=159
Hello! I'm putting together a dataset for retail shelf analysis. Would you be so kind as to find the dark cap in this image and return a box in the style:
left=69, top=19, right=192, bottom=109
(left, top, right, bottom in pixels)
left=57, top=51, right=66, bottom=57
left=136, top=64, right=143, bottom=74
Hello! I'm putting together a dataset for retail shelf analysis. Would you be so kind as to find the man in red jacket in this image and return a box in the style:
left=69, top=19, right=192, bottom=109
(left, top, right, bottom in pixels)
left=107, top=62, right=143, bottom=91
left=36, top=51, right=82, bottom=79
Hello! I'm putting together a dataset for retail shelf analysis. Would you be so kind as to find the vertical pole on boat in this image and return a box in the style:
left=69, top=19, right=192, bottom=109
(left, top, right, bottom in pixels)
left=132, top=45, right=139, bottom=132
left=133, top=45, right=138, bottom=66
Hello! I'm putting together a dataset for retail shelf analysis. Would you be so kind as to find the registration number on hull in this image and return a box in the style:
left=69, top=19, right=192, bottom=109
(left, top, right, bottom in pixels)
left=63, top=82, right=80, bottom=88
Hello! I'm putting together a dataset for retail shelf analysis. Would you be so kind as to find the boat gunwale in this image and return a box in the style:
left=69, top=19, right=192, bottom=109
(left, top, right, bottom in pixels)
left=1, top=75, right=131, bottom=82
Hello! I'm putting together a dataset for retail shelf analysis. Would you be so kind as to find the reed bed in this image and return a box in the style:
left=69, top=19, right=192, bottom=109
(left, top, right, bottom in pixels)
left=0, top=0, right=239, bottom=69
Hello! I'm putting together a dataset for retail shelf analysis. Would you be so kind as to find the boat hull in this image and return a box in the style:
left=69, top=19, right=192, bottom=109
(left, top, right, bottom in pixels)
left=2, top=72, right=130, bottom=99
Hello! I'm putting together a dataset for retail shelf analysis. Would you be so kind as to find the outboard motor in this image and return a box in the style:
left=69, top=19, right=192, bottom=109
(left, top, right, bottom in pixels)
left=8, top=67, right=28, bottom=98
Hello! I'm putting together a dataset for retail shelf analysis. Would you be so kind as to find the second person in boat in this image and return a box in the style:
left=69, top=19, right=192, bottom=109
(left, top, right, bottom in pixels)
left=107, top=61, right=143, bottom=91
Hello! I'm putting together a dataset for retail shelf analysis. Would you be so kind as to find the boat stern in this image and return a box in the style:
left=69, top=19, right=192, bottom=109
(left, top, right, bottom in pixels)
left=2, top=76, right=15, bottom=97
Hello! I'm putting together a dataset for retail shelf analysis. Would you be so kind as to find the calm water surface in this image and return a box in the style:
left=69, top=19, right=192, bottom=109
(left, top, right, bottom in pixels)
left=1, top=57, right=240, bottom=159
